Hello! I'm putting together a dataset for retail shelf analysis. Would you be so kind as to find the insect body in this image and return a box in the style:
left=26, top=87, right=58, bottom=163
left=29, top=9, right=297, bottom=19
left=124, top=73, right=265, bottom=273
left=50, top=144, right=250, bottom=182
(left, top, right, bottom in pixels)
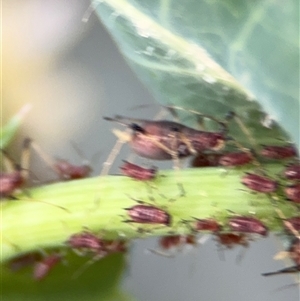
left=105, top=116, right=226, bottom=160
left=33, top=254, right=61, bottom=281
left=67, top=232, right=104, bottom=252
left=285, top=184, right=300, bottom=203
left=215, top=233, right=249, bottom=249
left=228, top=216, right=268, bottom=236
left=284, top=164, right=300, bottom=181
left=0, top=170, right=24, bottom=198
left=54, top=160, right=92, bottom=180
left=192, top=218, right=221, bottom=232
left=159, top=235, right=197, bottom=250
left=219, top=151, right=253, bottom=167
left=124, top=204, right=171, bottom=226
left=241, top=173, right=277, bottom=193
left=260, top=145, right=297, bottom=160
left=120, top=160, right=157, bottom=181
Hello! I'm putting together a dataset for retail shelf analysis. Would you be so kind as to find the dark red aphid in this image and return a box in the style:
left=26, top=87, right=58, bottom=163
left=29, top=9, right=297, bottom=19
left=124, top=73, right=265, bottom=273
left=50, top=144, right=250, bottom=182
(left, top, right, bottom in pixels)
left=215, top=233, right=249, bottom=249
left=260, top=145, right=297, bottom=160
left=228, top=216, right=268, bottom=236
left=125, top=204, right=171, bottom=226
left=193, top=218, right=221, bottom=232
left=241, top=173, right=277, bottom=193
left=54, top=160, right=92, bottom=180
left=286, top=216, right=300, bottom=231
left=289, top=238, right=300, bottom=266
left=191, top=153, right=221, bottom=167
left=159, top=235, right=196, bottom=250
left=33, top=254, right=61, bottom=281
left=284, top=164, right=300, bottom=181
left=219, top=151, right=253, bottom=167
left=120, top=160, right=157, bottom=181
left=104, top=116, right=226, bottom=160
left=67, top=232, right=104, bottom=252
left=285, top=184, right=300, bottom=203
left=8, top=252, right=41, bottom=272
left=0, top=170, right=24, bottom=198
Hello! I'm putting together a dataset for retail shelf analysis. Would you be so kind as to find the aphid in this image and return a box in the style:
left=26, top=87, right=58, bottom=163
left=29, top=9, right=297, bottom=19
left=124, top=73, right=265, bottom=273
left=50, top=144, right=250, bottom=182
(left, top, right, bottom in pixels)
left=124, top=204, right=171, bottom=226
left=67, top=231, right=104, bottom=252
left=53, top=159, right=92, bottom=180
left=33, top=253, right=61, bottom=281
left=1, top=139, right=31, bottom=198
left=120, top=160, right=157, bottom=181
left=102, top=239, right=128, bottom=254
left=159, top=235, right=197, bottom=250
left=8, top=252, right=41, bottom=272
left=284, top=164, right=300, bottom=181
left=262, top=265, right=300, bottom=277
left=192, top=218, right=221, bottom=232
left=215, top=233, right=249, bottom=249
left=191, top=153, right=221, bottom=167
left=228, top=216, right=268, bottom=236
left=260, top=144, right=297, bottom=160
left=218, top=151, right=253, bottom=167
left=30, top=139, right=92, bottom=180
left=286, top=217, right=300, bottom=232
left=285, top=184, right=300, bottom=203
left=241, top=173, right=277, bottom=193
left=104, top=116, right=226, bottom=161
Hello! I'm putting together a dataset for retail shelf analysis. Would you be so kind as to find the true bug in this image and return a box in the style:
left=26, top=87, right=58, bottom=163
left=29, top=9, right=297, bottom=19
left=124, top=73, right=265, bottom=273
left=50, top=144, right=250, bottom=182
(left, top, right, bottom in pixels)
left=67, top=231, right=104, bottom=253
left=285, top=184, right=300, bottom=203
left=215, top=233, right=249, bottom=249
left=191, top=218, right=221, bottom=232
left=33, top=253, right=61, bottom=281
left=260, top=144, right=297, bottom=160
left=8, top=252, right=42, bottom=272
left=228, top=216, right=268, bottom=236
left=1, top=138, right=31, bottom=198
left=190, top=153, right=221, bottom=167
left=29, top=139, right=92, bottom=180
left=120, top=160, right=157, bottom=181
left=284, top=164, right=300, bottom=181
left=218, top=151, right=254, bottom=167
left=285, top=217, right=300, bottom=232
left=124, top=203, right=171, bottom=226
left=158, top=235, right=197, bottom=250
left=241, top=173, right=278, bottom=193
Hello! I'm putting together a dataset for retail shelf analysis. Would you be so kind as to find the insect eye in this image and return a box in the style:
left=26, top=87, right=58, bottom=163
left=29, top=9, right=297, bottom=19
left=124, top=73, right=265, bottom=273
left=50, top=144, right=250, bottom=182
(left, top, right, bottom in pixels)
left=130, top=123, right=146, bottom=134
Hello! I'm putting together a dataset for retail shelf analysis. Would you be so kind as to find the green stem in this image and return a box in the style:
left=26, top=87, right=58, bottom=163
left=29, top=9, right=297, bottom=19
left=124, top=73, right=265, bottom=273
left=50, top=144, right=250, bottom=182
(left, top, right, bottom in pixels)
left=1, top=165, right=295, bottom=262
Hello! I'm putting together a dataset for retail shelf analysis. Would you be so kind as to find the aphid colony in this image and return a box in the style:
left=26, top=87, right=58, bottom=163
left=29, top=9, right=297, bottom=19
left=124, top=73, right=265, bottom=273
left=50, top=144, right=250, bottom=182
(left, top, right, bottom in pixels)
left=2, top=105, right=300, bottom=281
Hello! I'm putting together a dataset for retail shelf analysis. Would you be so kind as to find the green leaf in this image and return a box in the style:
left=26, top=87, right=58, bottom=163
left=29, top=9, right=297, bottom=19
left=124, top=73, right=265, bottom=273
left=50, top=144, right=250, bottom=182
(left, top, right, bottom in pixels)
left=93, top=0, right=299, bottom=148
left=1, top=104, right=32, bottom=149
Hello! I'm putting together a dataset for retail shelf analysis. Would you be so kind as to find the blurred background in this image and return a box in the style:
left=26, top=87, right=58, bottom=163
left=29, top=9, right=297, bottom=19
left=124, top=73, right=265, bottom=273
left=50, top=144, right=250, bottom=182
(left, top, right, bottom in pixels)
left=2, top=0, right=298, bottom=300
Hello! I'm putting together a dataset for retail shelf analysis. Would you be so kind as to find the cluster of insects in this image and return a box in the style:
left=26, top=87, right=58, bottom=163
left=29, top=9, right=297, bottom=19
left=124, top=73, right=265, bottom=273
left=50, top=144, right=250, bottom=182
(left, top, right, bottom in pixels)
left=2, top=104, right=299, bottom=283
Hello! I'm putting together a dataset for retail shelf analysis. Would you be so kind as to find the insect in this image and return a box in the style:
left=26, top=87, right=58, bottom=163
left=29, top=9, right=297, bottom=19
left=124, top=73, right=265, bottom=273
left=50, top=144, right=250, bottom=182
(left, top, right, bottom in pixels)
left=67, top=231, right=104, bottom=253
left=285, top=217, right=300, bottom=232
left=190, top=153, right=221, bottom=167
left=228, top=216, right=268, bottom=236
left=120, top=160, right=157, bottom=181
left=284, top=164, right=300, bottom=181
left=285, top=184, right=300, bottom=203
left=124, top=202, right=171, bottom=226
left=241, top=173, right=278, bottom=193
left=104, top=115, right=226, bottom=160
left=158, top=235, right=197, bottom=250
left=218, top=151, right=254, bottom=167
left=215, top=233, right=249, bottom=249
left=29, top=139, right=93, bottom=180
left=33, top=253, right=62, bottom=281
left=8, top=252, right=42, bottom=272
left=1, top=138, right=31, bottom=198
left=191, top=218, right=221, bottom=232
left=260, top=144, right=297, bottom=160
